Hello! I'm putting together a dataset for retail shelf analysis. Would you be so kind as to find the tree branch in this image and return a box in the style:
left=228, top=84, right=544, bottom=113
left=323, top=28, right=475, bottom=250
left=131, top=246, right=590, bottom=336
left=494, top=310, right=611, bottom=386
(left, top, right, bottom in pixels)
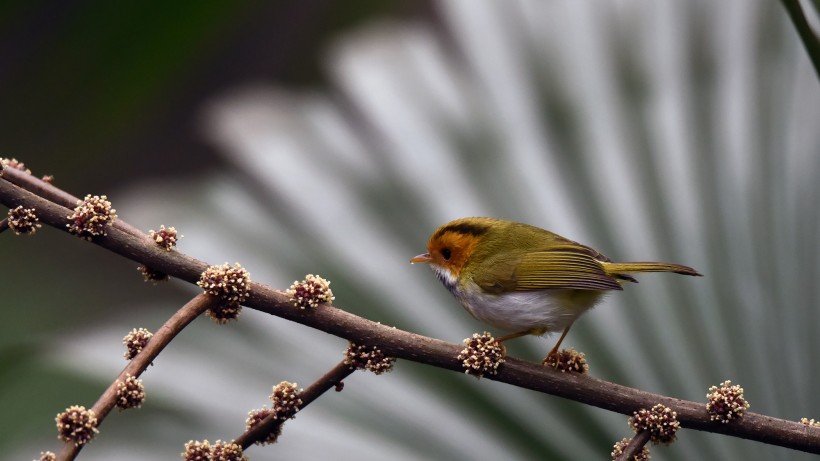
left=2, top=169, right=820, bottom=455
left=781, top=0, right=820, bottom=79
left=57, top=293, right=218, bottom=461
left=234, top=360, right=355, bottom=449
left=616, top=430, right=651, bottom=461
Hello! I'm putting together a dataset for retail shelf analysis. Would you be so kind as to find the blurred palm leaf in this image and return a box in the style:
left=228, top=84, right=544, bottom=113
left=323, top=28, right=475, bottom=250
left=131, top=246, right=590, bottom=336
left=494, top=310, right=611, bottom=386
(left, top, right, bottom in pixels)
left=14, top=0, right=820, bottom=459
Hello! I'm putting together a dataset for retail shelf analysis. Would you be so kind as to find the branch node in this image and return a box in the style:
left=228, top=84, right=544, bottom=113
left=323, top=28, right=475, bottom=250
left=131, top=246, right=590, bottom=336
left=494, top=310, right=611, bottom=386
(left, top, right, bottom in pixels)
left=66, top=194, right=117, bottom=240
left=286, top=274, right=335, bottom=309
left=344, top=343, right=396, bottom=374
left=197, top=263, right=251, bottom=323
left=55, top=406, right=99, bottom=447
left=543, top=347, right=589, bottom=374
left=629, top=404, right=680, bottom=445
left=706, top=380, right=750, bottom=423
left=458, top=332, right=504, bottom=378
left=612, top=433, right=651, bottom=461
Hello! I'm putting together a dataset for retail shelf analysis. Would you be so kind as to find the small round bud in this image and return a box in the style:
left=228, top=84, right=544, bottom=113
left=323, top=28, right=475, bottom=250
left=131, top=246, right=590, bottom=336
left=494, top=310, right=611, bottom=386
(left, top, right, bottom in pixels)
left=148, top=225, right=181, bottom=251
left=245, top=407, right=281, bottom=445
left=610, top=437, right=650, bottom=461
left=42, top=175, right=54, bottom=183
left=123, top=328, right=153, bottom=360
left=34, top=451, right=56, bottom=461
left=629, top=404, right=680, bottom=445
left=182, top=440, right=211, bottom=460
left=55, top=405, right=99, bottom=446
left=286, top=274, right=334, bottom=309
left=458, top=332, right=505, bottom=378
left=270, top=381, right=302, bottom=420
left=7, top=206, right=41, bottom=235
left=543, top=348, right=588, bottom=374
left=115, top=374, right=146, bottom=410
left=344, top=343, right=396, bottom=375
left=66, top=194, right=117, bottom=240
left=197, top=263, right=251, bottom=323
left=706, top=380, right=750, bottom=423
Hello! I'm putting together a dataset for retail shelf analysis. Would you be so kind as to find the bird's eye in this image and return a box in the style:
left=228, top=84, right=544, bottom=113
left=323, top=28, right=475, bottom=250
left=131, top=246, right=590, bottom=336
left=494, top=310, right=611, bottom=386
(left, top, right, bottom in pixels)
left=441, top=248, right=452, bottom=260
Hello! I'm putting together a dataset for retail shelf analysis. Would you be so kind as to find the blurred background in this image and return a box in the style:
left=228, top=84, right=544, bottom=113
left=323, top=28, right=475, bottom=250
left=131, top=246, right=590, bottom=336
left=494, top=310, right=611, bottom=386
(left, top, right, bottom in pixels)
left=2, top=0, right=819, bottom=460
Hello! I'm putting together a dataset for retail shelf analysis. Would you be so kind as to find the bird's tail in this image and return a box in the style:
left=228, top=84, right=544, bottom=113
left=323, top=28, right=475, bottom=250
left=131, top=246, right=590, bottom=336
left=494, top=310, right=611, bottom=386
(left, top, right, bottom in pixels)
left=602, top=261, right=702, bottom=282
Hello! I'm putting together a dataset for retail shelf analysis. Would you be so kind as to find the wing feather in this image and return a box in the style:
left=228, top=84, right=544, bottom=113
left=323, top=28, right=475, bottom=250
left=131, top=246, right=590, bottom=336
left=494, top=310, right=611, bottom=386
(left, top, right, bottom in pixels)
left=473, top=249, right=622, bottom=293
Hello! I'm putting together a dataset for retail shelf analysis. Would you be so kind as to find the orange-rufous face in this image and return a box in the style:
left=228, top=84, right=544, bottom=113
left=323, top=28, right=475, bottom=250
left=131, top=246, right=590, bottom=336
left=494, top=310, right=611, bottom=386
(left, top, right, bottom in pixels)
left=411, top=230, right=482, bottom=280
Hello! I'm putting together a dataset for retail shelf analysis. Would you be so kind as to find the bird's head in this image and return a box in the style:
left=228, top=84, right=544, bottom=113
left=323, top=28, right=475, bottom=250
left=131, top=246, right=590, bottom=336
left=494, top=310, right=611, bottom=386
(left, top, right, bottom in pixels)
left=410, top=217, right=496, bottom=289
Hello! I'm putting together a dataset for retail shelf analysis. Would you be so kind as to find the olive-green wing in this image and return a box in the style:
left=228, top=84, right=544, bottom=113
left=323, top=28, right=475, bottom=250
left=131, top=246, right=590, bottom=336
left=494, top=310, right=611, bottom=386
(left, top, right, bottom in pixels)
left=473, top=249, right=623, bottom=293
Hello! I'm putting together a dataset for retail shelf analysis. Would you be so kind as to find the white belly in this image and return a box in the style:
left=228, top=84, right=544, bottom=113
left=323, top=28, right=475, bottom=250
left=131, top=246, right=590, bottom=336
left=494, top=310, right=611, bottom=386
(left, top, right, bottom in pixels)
left=455, top=286, right=605, bottom=334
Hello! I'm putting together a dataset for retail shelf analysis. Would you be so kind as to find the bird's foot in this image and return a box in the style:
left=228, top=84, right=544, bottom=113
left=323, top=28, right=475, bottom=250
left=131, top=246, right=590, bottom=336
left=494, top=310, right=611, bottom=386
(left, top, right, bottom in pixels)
left=542, top=348, right=589, bottom=374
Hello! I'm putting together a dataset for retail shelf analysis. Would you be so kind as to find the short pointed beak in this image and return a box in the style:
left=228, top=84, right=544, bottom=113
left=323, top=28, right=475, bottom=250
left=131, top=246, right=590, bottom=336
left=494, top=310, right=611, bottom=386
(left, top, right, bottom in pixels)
left=410, top=252, right=432, bottom=264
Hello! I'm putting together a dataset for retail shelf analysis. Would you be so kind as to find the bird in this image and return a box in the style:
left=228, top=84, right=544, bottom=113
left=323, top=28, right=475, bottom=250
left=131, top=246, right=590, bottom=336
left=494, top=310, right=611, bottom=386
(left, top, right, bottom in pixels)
left=411, top=217, right=701, bottom=362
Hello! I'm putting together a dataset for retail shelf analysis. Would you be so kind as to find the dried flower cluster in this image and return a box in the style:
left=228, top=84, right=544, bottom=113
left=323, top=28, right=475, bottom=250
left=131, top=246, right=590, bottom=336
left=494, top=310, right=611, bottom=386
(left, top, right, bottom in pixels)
left=286, top=274, right=334, bottom=309
left=344, top=343, right=396, bottom=375
left=458, top=332, right=505, bottom=378
left=123, top=327, right=153, bottom=360
left=211, top=440, right=247, bottom=461
left=66, top=194, right=117, bottom=240
left=33, top=451, right=56, bottom=461
left=55, top=405, right=99, bottom=446
left=245, top=407, right=281, bottom=445
left=270, top=381, right=303, bottom=420
left=610, top=437, right=650, bottom=461
left=149, top=225, right=181, bottom=250
left=197, top=263, right=251, bottom=323
left=543, top=348, right=588, bottom=374
left=7, top=206, right=41, bottom=235
left=135, top=225, right=181, bottom=282
left=706, top=380, right=750, bottom=423
left=0, top=157, right=32, bottom=174
left=244, top=381, right=303, bottom=446
left=182, top=440, right=247, bottom=461
left=115, top=374, right=146, bottom=410
left=629, top=404, right=680, bottom=445
left=182, top=440, right=211, bottom=460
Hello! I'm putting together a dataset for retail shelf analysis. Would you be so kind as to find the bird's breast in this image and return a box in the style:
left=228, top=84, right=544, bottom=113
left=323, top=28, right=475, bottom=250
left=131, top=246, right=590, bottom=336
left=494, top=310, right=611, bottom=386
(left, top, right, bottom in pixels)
left=452, top=281, right=606, bottom=334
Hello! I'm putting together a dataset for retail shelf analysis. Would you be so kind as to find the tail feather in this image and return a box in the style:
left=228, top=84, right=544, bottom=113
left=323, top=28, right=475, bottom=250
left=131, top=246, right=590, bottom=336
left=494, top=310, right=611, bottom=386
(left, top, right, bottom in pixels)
left=603, top=261, right=702, bottom=279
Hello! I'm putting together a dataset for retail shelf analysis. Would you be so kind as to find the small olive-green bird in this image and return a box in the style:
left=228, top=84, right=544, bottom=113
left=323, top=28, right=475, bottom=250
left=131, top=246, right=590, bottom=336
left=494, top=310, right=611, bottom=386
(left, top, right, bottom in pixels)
left=411, top=217, right=701, bottom=361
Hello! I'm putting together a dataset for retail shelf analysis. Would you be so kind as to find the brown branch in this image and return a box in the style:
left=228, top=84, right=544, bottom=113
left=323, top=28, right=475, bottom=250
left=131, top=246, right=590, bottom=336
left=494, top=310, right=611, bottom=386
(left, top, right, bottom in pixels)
left=2, top=174, right=820, bottom=455
left=616, top=430, right=651, bottom=461
left=57, top=293, right=218, bottom=461
left=234, top=360, right=355, bottom=449
left=1, top=166, right=150, bottom=240
left=781, top=0, right=820, bottom=80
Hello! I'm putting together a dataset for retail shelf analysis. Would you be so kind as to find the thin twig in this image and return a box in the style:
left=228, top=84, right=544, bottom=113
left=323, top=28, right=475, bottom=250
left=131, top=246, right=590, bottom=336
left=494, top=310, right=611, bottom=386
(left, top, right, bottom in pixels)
left=57, top=293, right=218, bottom=461
left=2, top=177, right=820, bottom=454
left=616, top=430, right=651, bottom=461
left=781, top=0, right=820, bottom=79
left=1, top=166, right=149, bottom=240
left=234, top=360, right=355, bottom=449
left=0, top=217, right=8, bottom=234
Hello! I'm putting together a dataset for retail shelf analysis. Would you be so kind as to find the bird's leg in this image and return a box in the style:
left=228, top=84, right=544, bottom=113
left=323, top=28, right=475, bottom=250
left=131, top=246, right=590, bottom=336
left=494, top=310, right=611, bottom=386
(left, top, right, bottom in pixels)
left=494, top=329, right=540, bottom=359
left=544, top=323, right=574, bottom=363
left=496, top=330, right=533, bottom=343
